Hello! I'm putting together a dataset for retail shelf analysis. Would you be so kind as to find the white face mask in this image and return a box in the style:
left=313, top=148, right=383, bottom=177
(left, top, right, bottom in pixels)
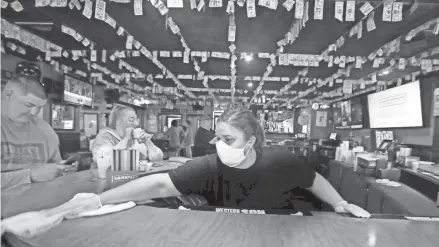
left=216, top=139, right=251, bottom=167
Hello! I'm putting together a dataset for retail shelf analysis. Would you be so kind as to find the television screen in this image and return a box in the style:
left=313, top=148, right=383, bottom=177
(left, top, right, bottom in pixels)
left=368, top=81, right=423, bottom=128
left=333, top=97, right=364, bottom=129
left=64, top=75, right=93, bottom=106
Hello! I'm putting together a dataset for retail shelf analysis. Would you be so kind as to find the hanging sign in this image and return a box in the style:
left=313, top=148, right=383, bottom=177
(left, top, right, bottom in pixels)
left=434, top=88, right=439, bottom=116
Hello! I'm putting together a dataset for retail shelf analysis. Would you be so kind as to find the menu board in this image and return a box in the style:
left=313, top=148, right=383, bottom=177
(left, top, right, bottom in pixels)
left=258, top=110, right=294, bottom=133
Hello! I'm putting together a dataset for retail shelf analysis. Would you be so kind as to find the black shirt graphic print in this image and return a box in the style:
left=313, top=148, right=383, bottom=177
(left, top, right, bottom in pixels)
left=168, top=146, right=316, bottom=211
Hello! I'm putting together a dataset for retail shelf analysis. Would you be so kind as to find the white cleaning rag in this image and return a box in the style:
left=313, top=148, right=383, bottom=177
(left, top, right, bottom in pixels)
left=2, top=194, right=136, bottom=238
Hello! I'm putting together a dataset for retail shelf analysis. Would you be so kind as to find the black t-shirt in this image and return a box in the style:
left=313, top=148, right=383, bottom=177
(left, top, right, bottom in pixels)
left=168, top=146, right=316, bottom=210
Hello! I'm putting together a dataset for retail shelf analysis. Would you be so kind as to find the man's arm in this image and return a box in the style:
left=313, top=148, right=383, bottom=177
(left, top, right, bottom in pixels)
left=1, top=169, right=32, bottom=190
left=144, top=140, right=164, bottom=161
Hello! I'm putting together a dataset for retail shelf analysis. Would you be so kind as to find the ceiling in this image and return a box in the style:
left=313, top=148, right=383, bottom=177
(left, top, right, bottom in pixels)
left=1, top=0, right=439, bottom=108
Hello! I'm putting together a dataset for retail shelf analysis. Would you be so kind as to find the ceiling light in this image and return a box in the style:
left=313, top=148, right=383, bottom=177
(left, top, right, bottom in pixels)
left=247, top=82, right=253, bottom=87
left=244, top=53, right=253, bottom=61
left=382, top=70, right=390, bottom=75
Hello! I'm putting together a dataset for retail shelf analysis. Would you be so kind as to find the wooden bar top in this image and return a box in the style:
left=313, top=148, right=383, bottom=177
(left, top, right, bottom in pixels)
left=4, top=207, right=439, bottom=247
left=2, top=160, right=439, bottom=247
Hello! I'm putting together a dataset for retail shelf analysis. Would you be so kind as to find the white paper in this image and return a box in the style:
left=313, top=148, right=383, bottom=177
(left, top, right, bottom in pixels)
left=314, top=0, right=324, bottom=20
left=91, top=50, right=97, bottom=61
left=434, top=88, right=439, bottom=116
left=168, top=0, right=184, bottom=8
left=382, top=3, right=392, bottom=22
left=343, top=80, right=352, bottom=94
left=283, top=0, right=294, bottom=12
left=126, top=35, right=133, bottom=49
left=82, top=0, right=93, bottom=19
left=228, top=25, right=236, bottom=42
left=190, top=0, right=197, bottom=9
left=183, top=51, right=189, bottom=63
left=71, top=0, right=81, bottom=10
left=134, top=0, right=143, bottom=15
left=391, top=2, right=403, bottom=22
left=345, top=1, right=355, bottom=22
left=295, top=0, right=304, bottom=19
left=360, top=2, right=373, bottom=16
left=78, top=202, right=136, bottom=217
left=95, top=0, right=106, bottom=21
left=357, top=21, right=363, bottom=39
left=209, top=0, right=222, bottom=7
left=117, top=27, right=125, bottom=36
left=35, top=0, right=50, bottom=7
left=247, top=0, right=256, bottom=18
left=197, top=0, right=205, bottom=11
left=334, top=1, right=344, bottom=22
left=10, top=0, right=23, bottom=12
left=237, top=0, right=246, bottom=7
left=366, top=11, right=376, bottom=31
left=50, top=0, right=68, bottom=7
left=315, top=111, right=327, bottom=127
left=102, top=50, right=107, bottom=62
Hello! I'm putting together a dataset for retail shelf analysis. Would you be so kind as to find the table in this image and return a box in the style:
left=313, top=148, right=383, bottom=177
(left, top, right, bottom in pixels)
left=1, top=160, right=181, bottom=219
left=4, top=207, right=439, bottom=247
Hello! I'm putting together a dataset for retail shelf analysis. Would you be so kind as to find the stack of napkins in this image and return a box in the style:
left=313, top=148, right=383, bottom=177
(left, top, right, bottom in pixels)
left=376, top=179, right=401, bottom=187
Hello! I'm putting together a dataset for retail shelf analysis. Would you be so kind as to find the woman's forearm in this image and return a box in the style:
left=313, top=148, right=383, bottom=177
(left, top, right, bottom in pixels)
left=99, top=173, right=181, bottom=205
left=307, top=173, right=344, bottom=208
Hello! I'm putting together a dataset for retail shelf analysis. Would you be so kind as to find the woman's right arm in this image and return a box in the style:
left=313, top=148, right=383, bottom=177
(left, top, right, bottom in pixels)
left=99, top=173, right=181, bottom=204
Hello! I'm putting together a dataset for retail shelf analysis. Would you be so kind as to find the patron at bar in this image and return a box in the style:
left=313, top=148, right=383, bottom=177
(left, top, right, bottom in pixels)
left=58, top=108, right=370, bottom=218
left=1, top=62, right=76, bottom=189
left=193, top=114, right=216, bottom=156
left=90, top=104, right=163, bottom=161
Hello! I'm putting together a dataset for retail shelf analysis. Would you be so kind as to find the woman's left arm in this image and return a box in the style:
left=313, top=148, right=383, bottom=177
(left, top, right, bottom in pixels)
left=144, top=140, right=164, bottom=161
left=307, top=173, right=370, bottom=218
left=306, top=172, right=343, bottom=207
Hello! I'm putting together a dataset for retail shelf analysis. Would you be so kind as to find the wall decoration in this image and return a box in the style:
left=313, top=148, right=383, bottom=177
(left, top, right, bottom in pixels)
left=315, top=111, right=327, bottom=127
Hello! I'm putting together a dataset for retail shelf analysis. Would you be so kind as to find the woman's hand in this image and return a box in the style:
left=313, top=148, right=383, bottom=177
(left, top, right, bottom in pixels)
left=333, top=201, right=371, bottom=218
left=45, top=193, right=102, bottom=220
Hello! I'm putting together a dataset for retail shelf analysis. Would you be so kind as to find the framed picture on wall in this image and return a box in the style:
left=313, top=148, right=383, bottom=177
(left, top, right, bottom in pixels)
left=51, top=103, right=75, bottom=130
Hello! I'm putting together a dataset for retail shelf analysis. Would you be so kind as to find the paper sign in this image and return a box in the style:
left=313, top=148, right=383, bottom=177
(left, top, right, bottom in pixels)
left=391, top=2, right=403, bottom=22
left=168, top=0, right=184, bottom=8
left=95, top=0, right=106, bottom=21
left=434, top=88, right=439, bottom=116
left=360, top=2, right=373, bottom=16
left=117, top=27, right=125, bottom=36
left=183, top=51, right=189, bottom=63
left=134, top=0, right=143, bottom=15
left=314, top=0, right=324, bottom=20
left=357, top=21, right=363, bottom=39
left=345, top=1, right=355, bottom=22
left=91, top=50, right=97, bottom=62
left=398, top=58, right=405, bottom=70
left=382, top=3, right=392, bottom=21
left=247, top=0, right=256, bottom=18
left=335, top=1, right=344, bottom=22
left=316, top=111, right=327, bottom=127
left=295, top=0, right=304, bottom=19
left=283, top=0, right=295, bottom=11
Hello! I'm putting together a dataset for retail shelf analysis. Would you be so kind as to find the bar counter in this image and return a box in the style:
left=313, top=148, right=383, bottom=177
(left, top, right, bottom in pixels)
left=2, top=162, right=439, bottom=247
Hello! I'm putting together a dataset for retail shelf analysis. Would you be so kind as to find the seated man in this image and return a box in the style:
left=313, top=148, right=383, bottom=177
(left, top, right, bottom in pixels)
left=90, top=104, right=163, bottom=161
left=1, top=62, right=76, bottom=189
